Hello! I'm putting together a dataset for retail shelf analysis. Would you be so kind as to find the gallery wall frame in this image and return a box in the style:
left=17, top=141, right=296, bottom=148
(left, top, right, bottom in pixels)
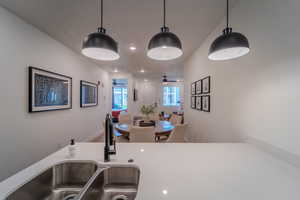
left=202, top=76, right=211, bottom=94
left=196, top=96, right=202, bottom=110
left=29, top=66, right=72, bottom=113
left=80, top=80, right=98, bottom=108
left=201, top=95, right=210, bottom=112
left=191, top=96, right=196, bottom=109
left=196, top=80, right=202, bottom=95
left=191, top=82, right=196, bottom=95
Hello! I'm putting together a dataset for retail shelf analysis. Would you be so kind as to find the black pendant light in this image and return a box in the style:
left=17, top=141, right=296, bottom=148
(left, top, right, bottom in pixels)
left=147, top=0, right=183, bottom=61
left=209, top=0, right=250, bottom=61
left=82, top=0, right=119, bottom=61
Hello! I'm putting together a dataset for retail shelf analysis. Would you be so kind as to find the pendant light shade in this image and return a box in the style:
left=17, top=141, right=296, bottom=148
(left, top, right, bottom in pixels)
left=208, top=0, right=250, bottom=61
left=147, top=27, right=183, bottom=61
left=147, top=0, right=183, bottom=61
left=82, top=28, right=119, bottom=61
left=82, top=0, right=119, bottom=61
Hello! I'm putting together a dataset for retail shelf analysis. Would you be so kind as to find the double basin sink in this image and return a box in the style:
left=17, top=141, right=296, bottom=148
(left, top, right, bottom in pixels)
left=6, top=161, right=140, bottom=200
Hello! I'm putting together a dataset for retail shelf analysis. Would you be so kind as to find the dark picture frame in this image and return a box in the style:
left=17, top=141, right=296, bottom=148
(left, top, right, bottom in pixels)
left=201, top=95, right=210, bottom=112
left=133, top=88, right=138, bottom=101
left=196, top=80, right=202, bottom=95
left=191, top=82, right=196, bottom=95
left=196, top=96, right=202, bottom=110
left=80, top=80, right=98, bottom=108
left=202, top=76, right=211, bottom=94
left=29, top=66, right=72, bottom=113
left=191, top=96, right=196, bottom=109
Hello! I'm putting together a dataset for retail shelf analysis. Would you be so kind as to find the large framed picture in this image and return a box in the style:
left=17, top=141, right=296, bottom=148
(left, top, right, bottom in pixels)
left=191, top=82, right=196, bottom=95
left=201, top=95, right=210, bottom=112
left=191, top=96, right=196, bottom=109
left=80, top=80, right=98, bottom=108
left=196, top=96, right=202, bottom=110
left=29, top=67, right=72, bottom=113
left=202, top=76, right=210, bottom=94
left=196, top=80, right=202, bottom=95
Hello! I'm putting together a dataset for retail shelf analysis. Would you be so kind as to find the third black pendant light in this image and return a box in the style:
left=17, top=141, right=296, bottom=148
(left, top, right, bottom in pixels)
left=208, top=0, right=250, bottom=61
left=82, top=0, right=119, bottom=61
left=147, top=0, right=183, bottom=61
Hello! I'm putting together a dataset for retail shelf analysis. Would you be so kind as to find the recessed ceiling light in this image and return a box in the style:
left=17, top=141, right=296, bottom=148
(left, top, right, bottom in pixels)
left=140, top=149, right=145, bottom=152
left=140, top=69, right=145, bottom=73
left=113, top=69, right=118, bottom=73
left=129, top=46, right=137, bottom=51
left=162, top=190, right=168, bottom=195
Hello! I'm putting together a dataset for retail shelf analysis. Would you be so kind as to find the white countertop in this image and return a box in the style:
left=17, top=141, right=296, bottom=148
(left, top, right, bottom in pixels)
left=0, top=143, right=299, bottom=200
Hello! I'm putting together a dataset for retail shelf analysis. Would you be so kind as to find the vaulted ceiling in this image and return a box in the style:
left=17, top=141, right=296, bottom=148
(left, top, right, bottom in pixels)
left=0, top=0, right=237, bottom=79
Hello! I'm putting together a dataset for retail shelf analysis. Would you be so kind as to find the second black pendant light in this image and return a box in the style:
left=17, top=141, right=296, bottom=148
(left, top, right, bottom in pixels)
left=82, top=0, right=119, bottom=61
left=147, top=0, right=183, bottom=61
left=208, top=0, right=250, bottom=61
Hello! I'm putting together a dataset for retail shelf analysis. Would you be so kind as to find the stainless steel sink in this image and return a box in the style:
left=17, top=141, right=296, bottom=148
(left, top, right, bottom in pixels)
left=6, top=162, right=140, bottom=200
left=78, top=166, right=140, bottom=200
left=6, top=161, right=98, bottom=200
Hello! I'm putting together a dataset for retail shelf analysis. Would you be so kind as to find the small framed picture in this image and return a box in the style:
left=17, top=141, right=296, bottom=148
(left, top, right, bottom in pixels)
left=196, top=80, right=202, bottom=94
left=191, top=82, right=196, bottom=95
left=191, top=96, right=196, bottom=109
left=29, top=67, right=72, bottom=113
left=202, top=76, right=210, bottom=94
left=133, top=88, right=138, bottom=101
left=201, top=95, right=210, bottom=112
left=196, top=96, right=202, bottom=110
left=80, top=80, right=98, bottom=108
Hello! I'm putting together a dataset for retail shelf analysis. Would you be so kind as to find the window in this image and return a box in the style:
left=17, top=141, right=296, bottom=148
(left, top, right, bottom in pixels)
left=163, top=86, right=180, bottom=106
left=112, top=87, right=128, bottom=110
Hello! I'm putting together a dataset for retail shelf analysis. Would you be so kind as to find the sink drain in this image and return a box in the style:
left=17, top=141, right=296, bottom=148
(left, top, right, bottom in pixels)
left=112, top=194, right=128, bottom=200
left=63, top=194, right=78, bottom=200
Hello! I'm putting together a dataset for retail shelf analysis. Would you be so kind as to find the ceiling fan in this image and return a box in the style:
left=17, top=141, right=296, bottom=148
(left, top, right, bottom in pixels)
left=162, top=75, right=177, bottom=83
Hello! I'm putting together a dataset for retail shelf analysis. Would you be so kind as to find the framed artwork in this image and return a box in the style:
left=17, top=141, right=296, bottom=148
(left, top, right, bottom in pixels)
left=191, top=82, right=196, bottom=95
left=196, top=80, right=202, bottom=95
left=201, top=95, right=210, bottom=112
left=80, top=80, right=98, bottom=108
left=202, top=76, right=211, bottom=94
left=196, top=96, right=202, bottom=110
left=133, top=88, right=138, bottom=101
left=29, top=67, right=72, bottom=112
left=191, top=96, right=196, bottom=109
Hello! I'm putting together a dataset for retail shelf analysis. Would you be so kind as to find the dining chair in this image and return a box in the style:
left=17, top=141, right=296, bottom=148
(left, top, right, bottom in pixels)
left=129, top=126, right=155, bottom=143
left=119, top=112, right=132, bottom=124
left=166, top=123, right=188, bottom=143
left=169, top=114, right=182, bottom=125
left=149, top=113, right=160, bottom=122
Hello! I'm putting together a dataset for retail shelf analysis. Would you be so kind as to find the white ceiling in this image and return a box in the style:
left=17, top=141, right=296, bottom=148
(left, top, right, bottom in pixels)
left=0, top=0, right=237, bottom=79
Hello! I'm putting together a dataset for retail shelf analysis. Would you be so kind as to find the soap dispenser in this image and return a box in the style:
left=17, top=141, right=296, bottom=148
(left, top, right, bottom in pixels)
left=68, top=139, right=76, bottom=158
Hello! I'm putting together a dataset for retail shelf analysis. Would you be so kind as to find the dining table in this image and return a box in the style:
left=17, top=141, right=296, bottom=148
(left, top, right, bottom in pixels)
left=115, top=120, right=174, bottom=140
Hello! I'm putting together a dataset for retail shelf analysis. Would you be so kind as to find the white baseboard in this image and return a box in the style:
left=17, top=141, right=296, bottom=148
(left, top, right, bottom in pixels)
left=246, top=136, right=300, bottom=168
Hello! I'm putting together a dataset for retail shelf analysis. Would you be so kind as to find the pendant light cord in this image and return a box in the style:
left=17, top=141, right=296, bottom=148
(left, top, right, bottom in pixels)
left=161, top=0, right=169, bottom=32
left=98, top=0, right=105, bottom=33
left=100, top=0, right=103, bottom=28
left=223, top=0, right=231, bottom=35
left=163, top=0, right=166, bottom=27
left=226, top=0, right=229, bottom=28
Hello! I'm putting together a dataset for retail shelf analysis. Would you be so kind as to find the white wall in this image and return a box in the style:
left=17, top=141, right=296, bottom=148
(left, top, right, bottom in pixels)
left=184, top=0, right=300, bottom=155
left=0, top=6, right=110, bottom=181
